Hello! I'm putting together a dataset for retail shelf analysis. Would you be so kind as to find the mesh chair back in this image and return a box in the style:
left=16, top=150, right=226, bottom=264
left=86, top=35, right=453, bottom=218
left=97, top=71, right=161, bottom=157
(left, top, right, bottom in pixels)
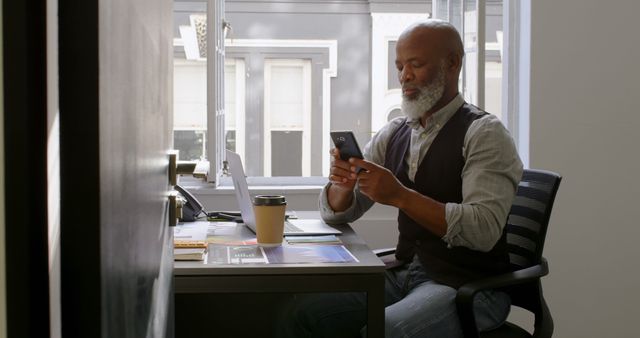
left=505, top=169, right=562, bottom=270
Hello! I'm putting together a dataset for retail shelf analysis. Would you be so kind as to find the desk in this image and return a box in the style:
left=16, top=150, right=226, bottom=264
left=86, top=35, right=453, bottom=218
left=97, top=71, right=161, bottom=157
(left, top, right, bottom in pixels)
left=174, top=219, right=386, bottom=337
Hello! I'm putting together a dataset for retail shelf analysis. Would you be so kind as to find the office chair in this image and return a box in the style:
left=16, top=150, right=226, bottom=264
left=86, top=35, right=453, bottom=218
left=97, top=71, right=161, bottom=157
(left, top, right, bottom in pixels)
left=375, top=169, right=562, bottom=338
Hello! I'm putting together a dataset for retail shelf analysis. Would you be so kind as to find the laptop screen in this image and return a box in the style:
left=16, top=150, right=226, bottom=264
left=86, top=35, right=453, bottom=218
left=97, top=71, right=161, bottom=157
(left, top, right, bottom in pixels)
left=226, top=150, right=256, bottom=228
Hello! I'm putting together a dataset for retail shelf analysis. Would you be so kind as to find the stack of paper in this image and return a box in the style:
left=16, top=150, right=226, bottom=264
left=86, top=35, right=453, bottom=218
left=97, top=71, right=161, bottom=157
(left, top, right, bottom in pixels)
left=174, top=222, right=209, bottom=261
left=175, top=239, right=208, bottom=261
left=174, top=247, right=207, bottom=261
left=174, top=222, right=208, bottom=242
left=174, top=240, right=207, bottom=248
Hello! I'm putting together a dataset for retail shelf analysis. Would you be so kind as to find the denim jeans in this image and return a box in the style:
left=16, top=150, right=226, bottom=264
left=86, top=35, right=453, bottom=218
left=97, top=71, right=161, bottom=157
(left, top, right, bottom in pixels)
left=278, top=255, right=511, bottom=338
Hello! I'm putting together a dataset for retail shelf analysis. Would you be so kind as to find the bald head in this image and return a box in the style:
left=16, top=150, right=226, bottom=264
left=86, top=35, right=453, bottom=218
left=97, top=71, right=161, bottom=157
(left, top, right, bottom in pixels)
left=399, top=20, right=465, bottom=72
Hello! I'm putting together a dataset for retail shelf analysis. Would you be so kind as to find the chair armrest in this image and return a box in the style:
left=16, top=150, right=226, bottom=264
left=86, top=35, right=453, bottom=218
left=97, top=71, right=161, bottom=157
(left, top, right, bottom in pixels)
left=372, top=248, right=406, bottom=269
left=373, top=247, right=396, bottom=257
left=458, top=259, right=549, bottom=300
left=456, top=258, right=549, bottom=338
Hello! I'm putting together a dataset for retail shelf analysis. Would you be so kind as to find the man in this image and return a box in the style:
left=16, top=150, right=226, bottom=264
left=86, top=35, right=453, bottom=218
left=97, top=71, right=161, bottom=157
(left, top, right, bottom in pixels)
left=281, top=20, right=523, bottom=338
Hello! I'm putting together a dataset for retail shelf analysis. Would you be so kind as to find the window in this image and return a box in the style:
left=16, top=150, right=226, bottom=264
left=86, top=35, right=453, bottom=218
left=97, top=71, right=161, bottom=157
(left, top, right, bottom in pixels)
left=223, top=39, right=336, bottom=178
left=173, top=59, right=206, bottom=161
left=173, top=0, right=525, bottom=185
left=433, top=0, right=486, bottom=108
left=434, top=0, right=529, bottom=163
left=173, top=0, right=225, bottom=183
left=264, top=59, right=312, bottom=177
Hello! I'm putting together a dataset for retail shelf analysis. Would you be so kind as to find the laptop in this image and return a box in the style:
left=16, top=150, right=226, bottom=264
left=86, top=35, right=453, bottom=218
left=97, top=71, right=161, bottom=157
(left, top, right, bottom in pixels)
left=226, top=150, right=342, bottom=236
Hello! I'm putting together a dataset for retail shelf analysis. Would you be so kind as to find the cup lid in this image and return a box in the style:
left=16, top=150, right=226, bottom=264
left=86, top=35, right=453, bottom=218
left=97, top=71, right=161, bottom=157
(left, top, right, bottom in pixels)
left=253, top=195, right=286, bottom=206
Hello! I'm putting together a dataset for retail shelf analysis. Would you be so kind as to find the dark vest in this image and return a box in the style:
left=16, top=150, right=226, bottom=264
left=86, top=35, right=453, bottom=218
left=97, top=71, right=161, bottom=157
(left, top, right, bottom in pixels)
left=384, top=103, right=509, bottom=288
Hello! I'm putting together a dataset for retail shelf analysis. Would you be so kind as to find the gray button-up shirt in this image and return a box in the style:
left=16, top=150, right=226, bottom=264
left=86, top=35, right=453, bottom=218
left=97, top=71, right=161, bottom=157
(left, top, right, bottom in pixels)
left=320, top=94, right=523, bottom=252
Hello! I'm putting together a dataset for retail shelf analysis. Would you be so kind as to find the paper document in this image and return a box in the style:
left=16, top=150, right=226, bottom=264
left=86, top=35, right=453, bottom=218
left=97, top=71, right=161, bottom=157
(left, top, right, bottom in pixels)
left=206, top=221, right=238, bottom=237
left=174, top=222, right=209, bottom=248
left=208, top=245, right=268, bottom=264
left=204, top=244, right=358, bottom=264
left=174, top=222, right=208, bottom=241
left=263, top=245, right=358, bottom=264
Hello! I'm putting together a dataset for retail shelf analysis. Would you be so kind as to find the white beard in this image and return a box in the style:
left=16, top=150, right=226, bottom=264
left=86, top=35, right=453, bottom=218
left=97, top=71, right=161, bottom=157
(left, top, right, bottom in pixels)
left=401, top=66, right=446, bottom=120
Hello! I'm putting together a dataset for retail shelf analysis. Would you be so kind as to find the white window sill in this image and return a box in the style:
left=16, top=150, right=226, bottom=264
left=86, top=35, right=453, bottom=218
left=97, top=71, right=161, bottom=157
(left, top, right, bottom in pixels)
left=177, top=175, right=328, bottom=195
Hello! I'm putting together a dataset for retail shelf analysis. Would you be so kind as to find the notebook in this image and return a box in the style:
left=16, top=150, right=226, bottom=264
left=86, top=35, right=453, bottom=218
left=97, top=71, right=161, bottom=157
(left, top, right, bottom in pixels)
left=226, top=150, right=342, bottom=236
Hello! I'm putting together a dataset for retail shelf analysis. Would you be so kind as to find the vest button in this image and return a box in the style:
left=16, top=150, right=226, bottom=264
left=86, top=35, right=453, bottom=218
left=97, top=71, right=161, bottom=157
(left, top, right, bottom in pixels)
left=415, top=240, right=421, bottom=246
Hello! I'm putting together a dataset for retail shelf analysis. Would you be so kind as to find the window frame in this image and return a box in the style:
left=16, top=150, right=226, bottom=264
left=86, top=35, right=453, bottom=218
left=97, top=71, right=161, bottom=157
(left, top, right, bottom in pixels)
left=204, top=0, right=225, bottom=185
left=194, top=0, right=526, bottom=189
left=224, top=58, right=246, bottom=162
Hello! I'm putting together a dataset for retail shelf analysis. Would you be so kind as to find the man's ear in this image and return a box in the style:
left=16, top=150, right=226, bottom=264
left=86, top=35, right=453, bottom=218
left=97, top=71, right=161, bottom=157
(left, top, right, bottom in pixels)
left=447, top=51, right=463, bottom=74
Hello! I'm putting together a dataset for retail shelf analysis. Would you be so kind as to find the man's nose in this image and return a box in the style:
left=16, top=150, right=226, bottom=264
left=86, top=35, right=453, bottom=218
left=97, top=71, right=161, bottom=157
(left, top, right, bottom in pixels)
left=399, top=67, right=414, bottom=83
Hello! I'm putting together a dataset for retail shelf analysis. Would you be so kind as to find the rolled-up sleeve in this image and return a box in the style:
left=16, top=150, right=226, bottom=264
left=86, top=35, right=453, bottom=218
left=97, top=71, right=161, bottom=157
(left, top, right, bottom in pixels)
left=319, top=184, right=374, bottom=224
left=319, top=118, right=405, bottom=225
left=442, top=115, right=523, bottom=252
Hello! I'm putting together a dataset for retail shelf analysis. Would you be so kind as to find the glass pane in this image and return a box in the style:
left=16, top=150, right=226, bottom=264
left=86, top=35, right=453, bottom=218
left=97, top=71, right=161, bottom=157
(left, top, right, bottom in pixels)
left=463, top=0, right=478, bottom=51
left=269, top=64, right=304, bottom=129
left=434, top=0, right=449, bottom=20
left=485, top=0, right=503, bottom=120
left=225, top=63, right=236, bottom=129
left=173, top=61, right=207, bottom=129
left=450, top=0, right=463, bottom=34
left=225, top=130, right=236, bottom=153
left=387, top=41, right=400, bottom=90
left=271, top=131, right=303, bottom=176
left=463, top=51, right=478, bottom=104
left=174, top=130, right=206, bottom=161
left=174, top=5, right=208, bottom=160
left=462, top=0, right=478, bottom=105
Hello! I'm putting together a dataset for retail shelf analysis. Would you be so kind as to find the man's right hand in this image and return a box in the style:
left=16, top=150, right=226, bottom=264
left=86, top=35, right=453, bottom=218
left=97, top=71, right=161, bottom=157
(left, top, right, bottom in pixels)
left=327, top=148, right=357, bottom=211
left=329, top=148, right=357, bottom=189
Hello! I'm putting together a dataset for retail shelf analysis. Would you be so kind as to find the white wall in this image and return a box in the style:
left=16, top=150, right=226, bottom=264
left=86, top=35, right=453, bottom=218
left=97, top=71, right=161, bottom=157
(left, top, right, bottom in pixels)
left=530, top=1, right=640, bottom=337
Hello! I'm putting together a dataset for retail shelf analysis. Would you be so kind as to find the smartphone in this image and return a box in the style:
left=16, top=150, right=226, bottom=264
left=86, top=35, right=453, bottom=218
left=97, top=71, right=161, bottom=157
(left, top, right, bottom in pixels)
left=330, top=131, right=365, bottom=173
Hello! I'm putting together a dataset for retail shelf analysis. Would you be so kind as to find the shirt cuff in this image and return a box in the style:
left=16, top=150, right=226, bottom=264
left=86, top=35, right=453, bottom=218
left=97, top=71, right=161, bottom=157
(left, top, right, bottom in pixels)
left=442, top=202, right=463, bottom=248
left=319, top=183, right=358, bottom=223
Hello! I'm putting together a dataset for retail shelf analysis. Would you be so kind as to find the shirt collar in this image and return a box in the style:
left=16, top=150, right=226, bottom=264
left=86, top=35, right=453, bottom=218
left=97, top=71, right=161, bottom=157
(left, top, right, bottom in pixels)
left=405, top=93, right=465, bottom=130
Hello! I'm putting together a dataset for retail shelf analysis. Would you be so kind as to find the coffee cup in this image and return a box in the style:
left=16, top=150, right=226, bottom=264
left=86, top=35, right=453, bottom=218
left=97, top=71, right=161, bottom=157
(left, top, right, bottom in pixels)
left=253, top=195, right=287, bottom=246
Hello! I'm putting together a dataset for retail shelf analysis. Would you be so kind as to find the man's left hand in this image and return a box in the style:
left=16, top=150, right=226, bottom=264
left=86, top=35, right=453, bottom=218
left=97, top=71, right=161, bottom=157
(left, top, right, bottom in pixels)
left=349, top=158, right=407, bottom=207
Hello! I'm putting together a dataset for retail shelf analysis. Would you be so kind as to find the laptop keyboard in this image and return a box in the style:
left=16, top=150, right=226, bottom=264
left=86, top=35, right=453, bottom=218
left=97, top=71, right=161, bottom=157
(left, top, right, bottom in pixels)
left=284, top=221, right=304, bottom=233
